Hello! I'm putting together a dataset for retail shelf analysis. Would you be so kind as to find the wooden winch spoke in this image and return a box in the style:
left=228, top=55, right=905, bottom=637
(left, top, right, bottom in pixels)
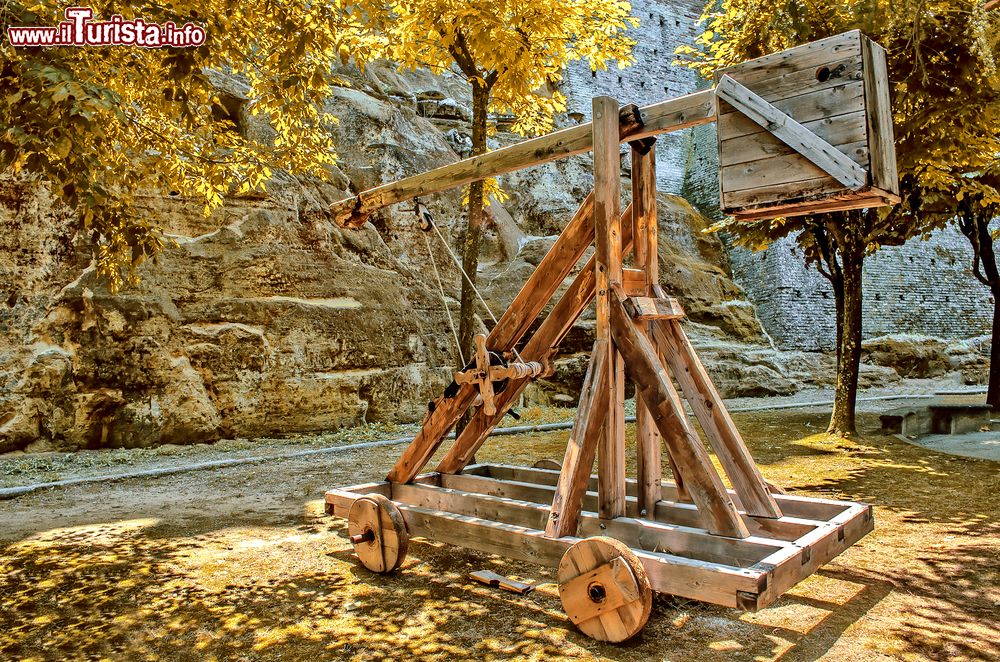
left=453, top=334, right=544, bottom=416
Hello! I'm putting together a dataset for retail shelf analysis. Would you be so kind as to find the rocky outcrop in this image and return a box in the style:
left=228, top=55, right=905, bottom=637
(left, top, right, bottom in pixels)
left=862, top=334, right=989, bottom=384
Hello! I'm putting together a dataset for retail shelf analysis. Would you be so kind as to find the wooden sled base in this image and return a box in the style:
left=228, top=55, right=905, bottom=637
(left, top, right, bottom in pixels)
left=326, top=463, right=873, bottom=638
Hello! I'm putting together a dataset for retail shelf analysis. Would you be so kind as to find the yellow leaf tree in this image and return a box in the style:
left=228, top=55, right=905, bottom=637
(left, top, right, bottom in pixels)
left=1, top=0, right=378, bottom=289
left=360, top=0, right=637, bottom=372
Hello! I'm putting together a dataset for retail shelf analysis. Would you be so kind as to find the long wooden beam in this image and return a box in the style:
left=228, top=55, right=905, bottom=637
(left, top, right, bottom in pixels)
left=435, top=204, right=635, bottom=474
left=546, top=340, right=610, bottom=538
left=331, top=90, right=716, bottom=227
left=386, top=193, right=597, bottom=484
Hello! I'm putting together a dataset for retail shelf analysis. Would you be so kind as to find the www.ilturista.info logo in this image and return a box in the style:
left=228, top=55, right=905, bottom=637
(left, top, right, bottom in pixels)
left=7, top=7, right=206, bottom=48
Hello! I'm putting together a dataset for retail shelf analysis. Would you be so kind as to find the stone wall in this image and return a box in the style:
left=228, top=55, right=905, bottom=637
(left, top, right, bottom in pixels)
left=728, top=227, right=994, bottom=351
left=561, top=0, right=708, bottom=195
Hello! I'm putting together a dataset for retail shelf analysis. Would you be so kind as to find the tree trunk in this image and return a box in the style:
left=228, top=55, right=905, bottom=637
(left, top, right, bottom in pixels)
left=973, top=213, right=1000, bottom=410
left=457, top=81, right=489, bottom=369
left=828, top=224, right=864, bottom=437
left=456, top=81, right=489, bottom=437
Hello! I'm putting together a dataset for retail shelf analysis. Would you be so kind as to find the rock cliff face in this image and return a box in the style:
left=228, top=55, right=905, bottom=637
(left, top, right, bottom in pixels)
left=0, top=63, right=984, bottom=454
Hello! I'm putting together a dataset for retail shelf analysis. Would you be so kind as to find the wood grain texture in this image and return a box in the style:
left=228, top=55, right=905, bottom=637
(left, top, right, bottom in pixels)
left=630, top=144, right=662, bottom=517
left=331, top=91, right=715, bottom=227
left=546, top=340, right=610, bottom=538
left=652, top=310, right=781, bottom=519
left=435, top=204, right=635, bottom=474
left=608, top=288, right=750, bottom=538
left=347, top=494, right=409, bottom=573
left=860, top=35, right=899, bottom=195
left=717, top=75, right=867, bottom=190
left=558, top=537, right=652, bottom=642
left=593, top=96, right=626, bottom=521
left=387, top=192, right=597, bottom=483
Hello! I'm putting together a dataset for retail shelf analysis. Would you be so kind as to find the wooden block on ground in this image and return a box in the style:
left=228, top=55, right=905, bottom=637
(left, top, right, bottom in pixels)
left=470, top=570, right=535, bottom=594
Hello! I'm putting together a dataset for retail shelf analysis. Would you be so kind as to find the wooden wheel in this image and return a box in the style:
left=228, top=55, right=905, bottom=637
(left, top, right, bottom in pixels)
left=347, top=494, right=409, bottom=573
left=532, top=458, right=562, bottom=471
left=558, top=537, right=652, bottom=642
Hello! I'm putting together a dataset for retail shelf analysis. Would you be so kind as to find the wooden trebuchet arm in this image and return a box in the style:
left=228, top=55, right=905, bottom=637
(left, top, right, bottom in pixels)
left=329, top=90, right=718, bottom=229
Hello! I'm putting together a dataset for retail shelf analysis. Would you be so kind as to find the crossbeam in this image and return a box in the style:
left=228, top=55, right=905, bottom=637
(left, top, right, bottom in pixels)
left=331, top=90, right=716, bottom=227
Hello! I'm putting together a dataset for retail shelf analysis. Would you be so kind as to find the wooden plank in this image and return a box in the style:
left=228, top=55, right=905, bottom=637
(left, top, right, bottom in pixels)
left=715, top=31, right=863, bottom=91
left=624, top=296, right=686, bottom=321
left=402, top=478, right=784, bottom=568
left=479, top=464, right=851, bottom=524
left=607, top=289, right=750, bottom=538
left=717, top=55, right=864, bottom=113
left=729, top=188, right=898, bottom=219
left=631, top=144, right=662, bottom=517
left=860, top=35, right=899, bottom=195
left=454, top=466, right=819, bottom=540
left=435, top=204, right=635, bottom=474
left=720, top=111, right=867, bottom=168
left=546, top=341, right=610, bottom=538
left=469, top=570, right=535, bottom=594
left=593, top=95, right=627, bottom=521
left=652, top=312, right=781, bottom=519
left=386, top=193, right=598, bottom=483
left=717, top=80, right=865, bottom=141
left=331, top=91, right=716, bottom=227
left=716, top=75, right=867, bottom=190
left=752, top=503, right=873, bottom=608
left=622, top=267, right=647, bottom=295
left=722, top=139, right=868, bottom=194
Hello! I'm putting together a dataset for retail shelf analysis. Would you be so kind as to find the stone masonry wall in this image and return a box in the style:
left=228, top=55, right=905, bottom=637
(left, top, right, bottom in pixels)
left=728, top=227, right=994, bottom=351
left=561, top=0, right=707, bottom=195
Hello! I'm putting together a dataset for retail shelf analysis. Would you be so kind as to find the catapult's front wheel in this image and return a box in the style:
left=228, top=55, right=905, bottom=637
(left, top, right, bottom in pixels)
left=558, top=537, right=652, bottom=642
left=348, top=494, right=409, bottom=573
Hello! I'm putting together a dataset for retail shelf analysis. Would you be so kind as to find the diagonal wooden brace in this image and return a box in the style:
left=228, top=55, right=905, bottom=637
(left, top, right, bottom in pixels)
left=715, top=74, right=867, bottom=190
left=435, top=205, right=636, bottom=475
left=609, top=287, right=750, bottom=538
left=386, top=192, right=596, bottom=484
left=545, top=340, right=611, bottom=538
left=650, top=295, right=782, bottom=519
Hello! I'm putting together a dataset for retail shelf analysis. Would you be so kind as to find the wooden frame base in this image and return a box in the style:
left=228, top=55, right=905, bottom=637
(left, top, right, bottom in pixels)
left=326, top=463, right=873, bottom=611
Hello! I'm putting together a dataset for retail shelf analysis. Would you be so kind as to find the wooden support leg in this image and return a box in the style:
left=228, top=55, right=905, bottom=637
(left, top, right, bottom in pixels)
left=630, top=140, right=661, bottom=516
left=593, top=96, right=626, bottom=521
left=436, top=205, right=635, bottom=475
left=608, top=288, right=750, bottom=538
left=651, top=303, right=782, bottom=519
left=386, top=192, right=597, bottom=483
left=546, top=341, right=610, bottom=538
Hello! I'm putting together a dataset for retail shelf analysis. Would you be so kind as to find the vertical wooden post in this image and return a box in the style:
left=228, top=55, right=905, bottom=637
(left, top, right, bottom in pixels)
left=593, top=96, right=626, bottom=520
left=630, top=141, right=662, bottom=516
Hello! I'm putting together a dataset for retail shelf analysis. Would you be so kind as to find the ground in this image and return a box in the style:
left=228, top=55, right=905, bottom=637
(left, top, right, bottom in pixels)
left=1, top=399, right=998, bottom=661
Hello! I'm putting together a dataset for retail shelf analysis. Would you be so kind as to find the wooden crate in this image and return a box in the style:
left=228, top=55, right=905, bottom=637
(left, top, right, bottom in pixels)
left=716, top=30, right=899, bottom=220
left=327, top=464, right=874, bottom=612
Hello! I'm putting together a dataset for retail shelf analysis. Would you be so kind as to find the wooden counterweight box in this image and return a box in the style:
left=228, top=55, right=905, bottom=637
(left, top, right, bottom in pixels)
left=715, top=30, right=900, bottom=221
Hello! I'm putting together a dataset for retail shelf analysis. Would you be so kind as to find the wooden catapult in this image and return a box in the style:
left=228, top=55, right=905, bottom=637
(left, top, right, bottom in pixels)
left=325, top=31, right=897, bottom=642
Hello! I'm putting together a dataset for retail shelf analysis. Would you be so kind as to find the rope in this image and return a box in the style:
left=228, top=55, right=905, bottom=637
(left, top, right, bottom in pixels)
left=427, top=214, right=526, bottom=363
left=424, top=232, right=465, bottom=366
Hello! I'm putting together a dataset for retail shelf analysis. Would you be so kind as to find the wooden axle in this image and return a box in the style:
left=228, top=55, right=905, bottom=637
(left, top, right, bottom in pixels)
left=453, top=334, right=545, bottom=416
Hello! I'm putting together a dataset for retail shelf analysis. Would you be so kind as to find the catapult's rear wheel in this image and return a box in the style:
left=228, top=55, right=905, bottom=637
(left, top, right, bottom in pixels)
left=348, top=494, right=409, bottom=573
left=558, top=537, right=652, bottom=642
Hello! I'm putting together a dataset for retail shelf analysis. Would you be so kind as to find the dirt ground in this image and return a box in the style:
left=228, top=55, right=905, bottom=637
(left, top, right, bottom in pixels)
left=1, top=407, right=998, bottom=661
